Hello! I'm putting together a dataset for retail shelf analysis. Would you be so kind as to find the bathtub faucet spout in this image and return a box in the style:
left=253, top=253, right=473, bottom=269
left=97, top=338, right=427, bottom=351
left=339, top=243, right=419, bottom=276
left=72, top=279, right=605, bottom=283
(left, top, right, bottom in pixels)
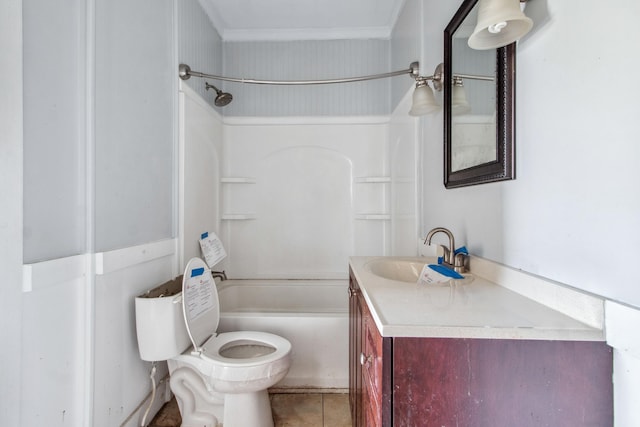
left=211, top=270, right=227, bottom=281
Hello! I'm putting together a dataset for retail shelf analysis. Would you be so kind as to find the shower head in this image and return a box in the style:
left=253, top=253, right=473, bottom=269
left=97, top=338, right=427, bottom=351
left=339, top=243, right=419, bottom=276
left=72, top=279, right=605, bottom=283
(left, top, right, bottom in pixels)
left=205, top=82, right=233, bottom=107
left=214, top=91, right=233, bottom=107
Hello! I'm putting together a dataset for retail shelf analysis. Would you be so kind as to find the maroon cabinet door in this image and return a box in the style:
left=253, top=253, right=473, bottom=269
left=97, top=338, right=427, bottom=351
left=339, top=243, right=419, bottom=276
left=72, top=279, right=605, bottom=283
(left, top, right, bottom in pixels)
left=362, top=298, right=382, bottom=427
left=392, top=338, right=613, bottom=427
left=361, top=293, right=392, bottom=427
left=350, top=269, right=392, bottom=427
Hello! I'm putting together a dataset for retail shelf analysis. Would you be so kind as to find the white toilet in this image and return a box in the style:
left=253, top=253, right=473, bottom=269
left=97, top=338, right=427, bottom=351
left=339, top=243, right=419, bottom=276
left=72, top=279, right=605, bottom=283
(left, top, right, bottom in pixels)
left=135, top=257, right=292, bottom=427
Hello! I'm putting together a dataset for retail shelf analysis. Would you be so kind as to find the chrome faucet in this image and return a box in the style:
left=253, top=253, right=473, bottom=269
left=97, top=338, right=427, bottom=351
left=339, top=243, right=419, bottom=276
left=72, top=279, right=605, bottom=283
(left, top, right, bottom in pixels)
left=424, top=227, right=456, bottom=268
left=423, top=227, right=468, bottom=273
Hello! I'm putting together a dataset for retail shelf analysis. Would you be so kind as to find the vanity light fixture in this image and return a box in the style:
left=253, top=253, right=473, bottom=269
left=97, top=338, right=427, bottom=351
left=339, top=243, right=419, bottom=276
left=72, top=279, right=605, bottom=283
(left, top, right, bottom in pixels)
left=409, top=63, right=444, bottom=116
left=468, top=0, right=533, bottom=50
left=409, top=79, right=440, bottom=116
left=451, top=77, right=471, bottom=115
left=408, top=62, right=493, bottom=116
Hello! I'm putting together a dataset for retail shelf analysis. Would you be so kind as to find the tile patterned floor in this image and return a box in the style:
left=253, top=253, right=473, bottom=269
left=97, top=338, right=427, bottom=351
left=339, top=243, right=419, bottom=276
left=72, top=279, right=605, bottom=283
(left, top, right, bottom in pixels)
left=149, top=393, right=351, bottom=427
left=271, top=393, right=351, bottom=427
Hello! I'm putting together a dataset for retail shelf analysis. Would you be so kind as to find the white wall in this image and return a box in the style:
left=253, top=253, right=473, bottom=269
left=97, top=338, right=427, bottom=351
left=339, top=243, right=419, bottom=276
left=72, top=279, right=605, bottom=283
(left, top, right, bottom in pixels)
left=420, top=0, right=640, bottom=310
left=606, top=300, right=640, bottom=425
left=93, top=242, right=177, bottom=427
left=178, top=83, right=224, bottom=270
left=419, top=1, right=640, bottom=424
left=389, top=89, right=420, bottom=255
left=419, top=0, right=505, bottom=261
left=507, top=1, right=640, bottom=305
left=0, top=0, right=24, bottom=424
left=21, top=256, right=88, bottom=426
left=514, top=5, right=640, bottom=423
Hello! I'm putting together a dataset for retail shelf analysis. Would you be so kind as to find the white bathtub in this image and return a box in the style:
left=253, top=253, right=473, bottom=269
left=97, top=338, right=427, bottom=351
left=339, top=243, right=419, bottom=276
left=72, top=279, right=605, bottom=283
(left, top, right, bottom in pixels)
left=216, top=279, right=349, bottom=390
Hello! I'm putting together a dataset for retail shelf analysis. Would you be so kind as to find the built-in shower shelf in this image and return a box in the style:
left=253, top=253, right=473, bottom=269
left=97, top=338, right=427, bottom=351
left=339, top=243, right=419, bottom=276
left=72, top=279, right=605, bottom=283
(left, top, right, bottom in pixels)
left=221, top=214, right=257, bottom=220
left=220, top=177, right=256, bottom=184
left=355, top=214, right=391, bottom=220
left=354, top=177, right=391, bottom=183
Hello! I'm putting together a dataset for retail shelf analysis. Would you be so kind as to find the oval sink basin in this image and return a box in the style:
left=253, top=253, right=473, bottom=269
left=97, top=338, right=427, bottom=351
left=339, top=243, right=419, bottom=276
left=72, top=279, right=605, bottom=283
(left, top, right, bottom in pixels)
left=365, top=259, right=427, bottom=283
left=364, top=257, right=474, bottom=285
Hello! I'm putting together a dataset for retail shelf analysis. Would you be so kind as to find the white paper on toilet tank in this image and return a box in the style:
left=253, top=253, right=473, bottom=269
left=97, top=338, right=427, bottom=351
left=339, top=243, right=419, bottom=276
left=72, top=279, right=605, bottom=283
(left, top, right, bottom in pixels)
left=183, top=264, right=215, bottom=322
left=199, top=231, right=227, bottom=268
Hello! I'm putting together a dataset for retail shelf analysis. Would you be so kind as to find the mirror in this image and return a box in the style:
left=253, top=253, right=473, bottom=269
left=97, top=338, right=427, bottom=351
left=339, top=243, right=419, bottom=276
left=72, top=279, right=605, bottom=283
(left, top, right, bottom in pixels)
left=444, top=0, right=515, bottom=188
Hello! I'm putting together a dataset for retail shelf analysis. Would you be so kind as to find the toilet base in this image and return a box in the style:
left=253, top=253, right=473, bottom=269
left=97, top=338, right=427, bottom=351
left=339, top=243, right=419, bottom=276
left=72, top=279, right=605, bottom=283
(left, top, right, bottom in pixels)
left=169, top=365, right=277, bottom=427
left=169, top=367, right=224, bottom=427
left=223, top=389, right=274, bottom=427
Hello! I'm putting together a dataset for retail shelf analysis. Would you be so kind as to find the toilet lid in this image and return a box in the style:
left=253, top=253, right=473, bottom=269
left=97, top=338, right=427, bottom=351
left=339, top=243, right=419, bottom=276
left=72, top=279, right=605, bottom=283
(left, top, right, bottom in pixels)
left=182, top=257, right=220, bottom=353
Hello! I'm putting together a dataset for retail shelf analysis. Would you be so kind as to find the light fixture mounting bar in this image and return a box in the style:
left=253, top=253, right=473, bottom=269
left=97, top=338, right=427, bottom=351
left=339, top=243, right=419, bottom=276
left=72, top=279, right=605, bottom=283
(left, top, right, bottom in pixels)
left=454, top=72, right=494, bottom=82
left=417, top=63, right=445, bottom=92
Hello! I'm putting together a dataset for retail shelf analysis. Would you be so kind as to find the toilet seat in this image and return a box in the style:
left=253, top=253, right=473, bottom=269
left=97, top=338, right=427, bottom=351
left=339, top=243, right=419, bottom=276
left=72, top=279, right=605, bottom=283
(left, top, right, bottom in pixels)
left=202, top=331, right=291, bottom=367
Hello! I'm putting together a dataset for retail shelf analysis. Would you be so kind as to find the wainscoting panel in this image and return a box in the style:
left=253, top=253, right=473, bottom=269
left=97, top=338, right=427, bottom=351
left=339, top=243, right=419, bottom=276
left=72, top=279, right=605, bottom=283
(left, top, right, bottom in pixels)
left=93, top=239, right=177, bottom=427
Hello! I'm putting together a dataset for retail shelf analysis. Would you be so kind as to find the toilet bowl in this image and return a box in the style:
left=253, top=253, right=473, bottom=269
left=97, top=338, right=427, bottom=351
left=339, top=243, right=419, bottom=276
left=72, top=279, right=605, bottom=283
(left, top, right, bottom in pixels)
left=135, top=257, right=292, bottom=427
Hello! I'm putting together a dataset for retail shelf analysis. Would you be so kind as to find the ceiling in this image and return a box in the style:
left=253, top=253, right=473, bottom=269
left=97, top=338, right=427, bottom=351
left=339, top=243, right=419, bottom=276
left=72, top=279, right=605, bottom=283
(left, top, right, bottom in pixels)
left=199, top=0, right=407, bottom=41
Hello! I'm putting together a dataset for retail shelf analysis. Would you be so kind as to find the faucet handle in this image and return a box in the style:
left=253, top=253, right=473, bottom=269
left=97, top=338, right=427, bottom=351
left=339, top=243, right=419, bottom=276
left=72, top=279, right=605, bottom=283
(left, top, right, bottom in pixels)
left=435, top=245, right=450, bottom=264
left=454, top=252, right=468, bottom=274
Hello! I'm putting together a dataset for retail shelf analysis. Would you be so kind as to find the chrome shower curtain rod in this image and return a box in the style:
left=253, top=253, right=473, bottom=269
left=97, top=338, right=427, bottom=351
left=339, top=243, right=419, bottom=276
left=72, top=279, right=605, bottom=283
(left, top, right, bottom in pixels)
left=178, top=62, right=420, bottom=85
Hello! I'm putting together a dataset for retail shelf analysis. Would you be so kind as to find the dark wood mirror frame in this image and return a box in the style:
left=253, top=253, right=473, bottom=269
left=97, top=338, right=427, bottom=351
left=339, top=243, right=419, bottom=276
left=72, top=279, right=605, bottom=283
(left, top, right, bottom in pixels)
left=444, top=0, right=516, bottom=189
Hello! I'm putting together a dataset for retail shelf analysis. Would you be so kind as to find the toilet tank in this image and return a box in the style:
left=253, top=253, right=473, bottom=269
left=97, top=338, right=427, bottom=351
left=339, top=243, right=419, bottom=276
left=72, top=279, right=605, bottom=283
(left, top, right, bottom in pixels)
left=135, top=276, right=191, bottom=362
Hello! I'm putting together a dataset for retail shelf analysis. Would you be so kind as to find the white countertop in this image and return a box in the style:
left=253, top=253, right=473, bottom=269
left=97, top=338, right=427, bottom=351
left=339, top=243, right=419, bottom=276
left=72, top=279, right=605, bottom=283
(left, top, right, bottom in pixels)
left=349, top=256, right=605, bottom=341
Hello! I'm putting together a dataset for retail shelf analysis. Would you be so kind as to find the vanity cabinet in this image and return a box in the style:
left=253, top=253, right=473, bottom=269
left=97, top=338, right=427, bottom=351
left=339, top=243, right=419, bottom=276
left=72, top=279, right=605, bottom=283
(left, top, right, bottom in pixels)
left=349, top=273, right=391, bottom=427
left=349, top=269, right=613, bottom=427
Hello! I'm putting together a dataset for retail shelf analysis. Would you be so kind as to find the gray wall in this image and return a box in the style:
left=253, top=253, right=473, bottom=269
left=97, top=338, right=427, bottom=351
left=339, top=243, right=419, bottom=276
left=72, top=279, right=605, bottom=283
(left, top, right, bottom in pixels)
left=390, top=0, right=422, bottom=110
left=23, top=0, right=88, bottom=262
left=222, top=39, right=390, bottom=116
left=179, top=0, right=224, bottom=107
left=94, top=0, right=175, bottom=252
left=23, top=0, right=176, bottom=258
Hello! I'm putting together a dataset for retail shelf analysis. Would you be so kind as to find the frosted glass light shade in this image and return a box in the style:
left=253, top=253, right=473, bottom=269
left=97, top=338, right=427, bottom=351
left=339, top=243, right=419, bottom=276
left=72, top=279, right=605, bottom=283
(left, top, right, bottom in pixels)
left=452, top=84, right=471, bottom=115
left=468, top=0, right=533, bottom=50
left=409, top=82, right=440, bottom=116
